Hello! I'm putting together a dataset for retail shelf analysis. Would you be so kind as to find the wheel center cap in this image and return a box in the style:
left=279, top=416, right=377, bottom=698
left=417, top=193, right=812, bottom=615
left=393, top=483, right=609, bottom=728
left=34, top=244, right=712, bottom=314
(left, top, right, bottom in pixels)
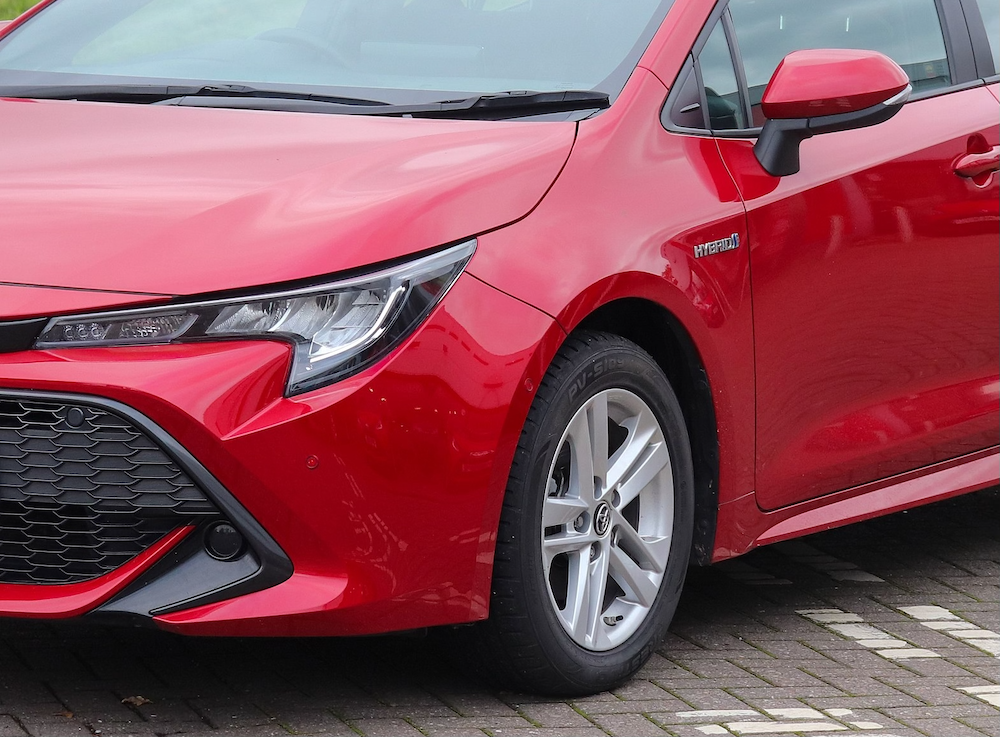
left=594, top=502, right=612, bottom=537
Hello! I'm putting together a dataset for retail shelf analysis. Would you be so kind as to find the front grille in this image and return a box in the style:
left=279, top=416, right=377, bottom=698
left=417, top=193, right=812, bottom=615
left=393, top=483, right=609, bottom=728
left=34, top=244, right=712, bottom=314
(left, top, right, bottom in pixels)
left=0, top=395, right=219, bottom=585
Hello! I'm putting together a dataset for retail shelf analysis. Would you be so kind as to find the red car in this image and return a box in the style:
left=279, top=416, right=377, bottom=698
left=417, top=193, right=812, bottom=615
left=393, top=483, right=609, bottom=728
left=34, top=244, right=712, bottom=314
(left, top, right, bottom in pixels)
left=0, top=0, right=997, bottom=695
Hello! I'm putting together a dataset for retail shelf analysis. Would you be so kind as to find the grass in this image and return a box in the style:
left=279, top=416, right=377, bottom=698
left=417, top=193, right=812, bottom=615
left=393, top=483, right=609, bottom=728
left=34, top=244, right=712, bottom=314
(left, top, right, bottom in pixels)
left=0, top=0, right=35, bottom=20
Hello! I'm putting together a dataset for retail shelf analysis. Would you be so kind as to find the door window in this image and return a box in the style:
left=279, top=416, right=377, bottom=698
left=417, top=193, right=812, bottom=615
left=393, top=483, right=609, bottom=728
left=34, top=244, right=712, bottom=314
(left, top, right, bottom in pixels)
left=729, top=0, right=951, bottom=125
left=700, top=20, right=746, bottom=130
left=975, top=0, right=999, bottom=73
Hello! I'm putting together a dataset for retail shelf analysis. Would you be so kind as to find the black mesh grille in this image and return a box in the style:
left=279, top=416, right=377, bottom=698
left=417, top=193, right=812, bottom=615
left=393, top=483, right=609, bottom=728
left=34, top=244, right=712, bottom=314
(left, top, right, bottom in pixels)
left=0, top=395, right=219, bottom=585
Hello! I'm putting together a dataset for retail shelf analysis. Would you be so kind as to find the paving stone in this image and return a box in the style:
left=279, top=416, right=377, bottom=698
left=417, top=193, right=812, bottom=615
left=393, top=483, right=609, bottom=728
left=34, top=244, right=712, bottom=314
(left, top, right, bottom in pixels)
left=663, top=689, right=757, bottom=712
left=882, top=704, right=1000, bottom=720
left=574, top=694, right=688, bottom=715
left=609, top=679, right=673, bottom=701
left=591, top=713, right=668, bottom=736
left=513, top=703, right=592, bottom=728
left=407, top=716, right=494, bottom=736
left=725, top=687, right=847, bottom=702
left=442, top=694, right=523, bottom=718
left=892, top=684, right=988, bottom=706
left=15, top=719, right=91, bottom=737
left=349, top=717, right=425, bottom=736
left=0, top=717, right=26, bottom=737
left=729, top=663, right=830, bottom=688
left=960, top=715, right=1000, bottom=736
left=266, top=709, right=356, bottom=735
left=898, top=717, right=996, bottom=736
left=488, top=729, right=607, bottom=736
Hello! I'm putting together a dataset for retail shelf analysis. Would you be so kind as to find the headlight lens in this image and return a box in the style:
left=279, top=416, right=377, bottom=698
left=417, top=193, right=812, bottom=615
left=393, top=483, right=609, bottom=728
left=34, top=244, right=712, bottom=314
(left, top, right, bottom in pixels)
left=35, top=240, right=476, bottom=395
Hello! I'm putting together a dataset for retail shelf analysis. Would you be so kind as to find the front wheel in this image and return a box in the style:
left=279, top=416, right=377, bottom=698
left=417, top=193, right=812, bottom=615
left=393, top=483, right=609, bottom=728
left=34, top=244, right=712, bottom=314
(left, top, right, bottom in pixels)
left=475, top=331, right=694, bottom=695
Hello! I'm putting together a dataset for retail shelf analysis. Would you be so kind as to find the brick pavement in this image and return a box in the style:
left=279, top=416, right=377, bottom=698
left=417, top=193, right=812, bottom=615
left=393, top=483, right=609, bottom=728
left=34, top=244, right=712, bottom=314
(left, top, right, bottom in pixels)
left=1, top=488, right=997, bottom=737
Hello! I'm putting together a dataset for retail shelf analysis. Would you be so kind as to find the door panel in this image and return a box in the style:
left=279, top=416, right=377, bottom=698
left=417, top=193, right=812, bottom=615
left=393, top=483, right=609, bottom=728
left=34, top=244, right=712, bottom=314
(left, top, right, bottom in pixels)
left=718, top=87, right=1000, bottom=510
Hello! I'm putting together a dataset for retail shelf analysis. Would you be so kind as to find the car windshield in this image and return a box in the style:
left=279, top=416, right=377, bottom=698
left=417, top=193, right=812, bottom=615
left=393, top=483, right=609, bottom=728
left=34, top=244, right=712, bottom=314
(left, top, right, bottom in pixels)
left=0, top=0, right=674, bottom=114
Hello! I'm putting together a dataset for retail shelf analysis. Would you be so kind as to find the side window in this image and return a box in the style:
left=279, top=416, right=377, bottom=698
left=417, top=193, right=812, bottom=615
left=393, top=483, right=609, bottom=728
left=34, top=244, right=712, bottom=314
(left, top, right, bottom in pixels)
left=699, top=20, right=746, bottom=130
left=728, top=0, right=952, bottom=126
left=665, top=19, right=745, bottom=132
left=975, top=0, right=1000, bottom=74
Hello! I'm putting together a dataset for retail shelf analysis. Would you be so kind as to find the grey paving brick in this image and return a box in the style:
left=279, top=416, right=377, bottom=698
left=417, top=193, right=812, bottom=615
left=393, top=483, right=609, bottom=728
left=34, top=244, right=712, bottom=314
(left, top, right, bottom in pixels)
left=188, top=699, right=274, bottom=730
left=16, top=719, right=92, bottom=737
left=441, top=695, right=523, bottom=718
left=892, top=684, right=989, bottom=706
left=0, top=717, right=26, bottom=737
left=590, top=713, right=667, bottom=736
left=662, top=688, right=755, bottom=711
left=725, top=686, right=847, bottom=702
left=960, top=715, right=1000, bottom=736
left=265, top=709, right=356, bottom=735
left=407, top=716, right=495, bottom=736
left=349, top=717, right=425, bottom=736
left=882, top=704, right=1000, bottom=721
left=608, top=680, right=672, bottom=702
left=512, top=703, right=592, bottom=729
left=803, top=693, right=926, bottom=710
left=729, top=662, right=830, bottom=687
left=574, top=696, right=688, bottom=715
left=899, top=717, right=996, bottom=736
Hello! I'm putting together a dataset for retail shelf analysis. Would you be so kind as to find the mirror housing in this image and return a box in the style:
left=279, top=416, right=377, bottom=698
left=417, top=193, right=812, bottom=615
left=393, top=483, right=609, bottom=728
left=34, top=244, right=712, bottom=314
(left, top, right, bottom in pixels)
left=754, top=50, right=911, bottom=177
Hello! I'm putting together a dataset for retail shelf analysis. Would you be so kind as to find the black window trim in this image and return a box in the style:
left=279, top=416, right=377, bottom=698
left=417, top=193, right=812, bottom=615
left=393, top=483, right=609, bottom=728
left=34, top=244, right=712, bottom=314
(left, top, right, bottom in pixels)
left=720, top=8, right=753, bottom=127
left=662, top=0, right=986, bottom=140
left=958, top=0, right=999, bottom=78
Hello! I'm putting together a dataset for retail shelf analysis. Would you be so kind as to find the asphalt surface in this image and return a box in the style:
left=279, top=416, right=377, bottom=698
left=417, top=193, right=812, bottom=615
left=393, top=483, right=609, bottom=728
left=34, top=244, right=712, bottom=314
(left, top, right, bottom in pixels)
left=1, top=487, right=997, bottom=737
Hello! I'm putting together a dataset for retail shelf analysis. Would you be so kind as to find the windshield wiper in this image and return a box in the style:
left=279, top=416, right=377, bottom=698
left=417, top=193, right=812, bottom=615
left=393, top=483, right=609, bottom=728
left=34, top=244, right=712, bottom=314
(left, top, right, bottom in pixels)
left=0, top=82, right=390, bottom=107
left=163, top=88, right=609, bottom=118
left=396, top=89, right=611, bottom=118
left=0, top=83, right=608, bottom=118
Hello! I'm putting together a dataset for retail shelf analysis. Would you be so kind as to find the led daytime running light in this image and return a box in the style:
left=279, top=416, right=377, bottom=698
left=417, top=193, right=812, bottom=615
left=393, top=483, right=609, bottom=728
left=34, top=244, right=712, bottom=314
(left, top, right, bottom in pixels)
left=34, top=241, right=476, bottom=394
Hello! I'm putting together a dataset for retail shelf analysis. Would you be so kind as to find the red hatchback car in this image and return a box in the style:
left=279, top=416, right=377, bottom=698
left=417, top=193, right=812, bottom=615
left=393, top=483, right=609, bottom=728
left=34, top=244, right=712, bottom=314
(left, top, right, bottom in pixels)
left=0, top=0, right=997, bottom=695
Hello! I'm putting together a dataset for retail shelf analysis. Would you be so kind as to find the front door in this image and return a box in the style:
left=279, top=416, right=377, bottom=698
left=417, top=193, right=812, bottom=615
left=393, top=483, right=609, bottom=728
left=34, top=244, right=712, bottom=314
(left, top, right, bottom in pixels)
left=712, top=0, right=1000, bottom=509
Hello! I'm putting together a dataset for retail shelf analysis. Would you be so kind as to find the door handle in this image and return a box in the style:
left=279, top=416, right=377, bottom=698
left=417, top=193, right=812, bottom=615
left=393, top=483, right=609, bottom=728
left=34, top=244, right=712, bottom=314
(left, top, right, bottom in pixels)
left=954, top=146, right=999, bottom=179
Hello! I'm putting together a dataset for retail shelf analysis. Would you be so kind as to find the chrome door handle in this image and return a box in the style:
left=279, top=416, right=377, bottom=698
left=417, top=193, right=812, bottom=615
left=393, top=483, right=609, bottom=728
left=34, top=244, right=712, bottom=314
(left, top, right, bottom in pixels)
left=954, top=146, right=1000, bottom=179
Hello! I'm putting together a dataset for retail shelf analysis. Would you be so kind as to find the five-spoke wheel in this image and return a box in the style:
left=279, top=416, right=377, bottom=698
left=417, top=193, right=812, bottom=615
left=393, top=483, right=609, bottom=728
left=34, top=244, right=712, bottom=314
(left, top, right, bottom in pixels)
left=542, top=388, right=674, bottom=652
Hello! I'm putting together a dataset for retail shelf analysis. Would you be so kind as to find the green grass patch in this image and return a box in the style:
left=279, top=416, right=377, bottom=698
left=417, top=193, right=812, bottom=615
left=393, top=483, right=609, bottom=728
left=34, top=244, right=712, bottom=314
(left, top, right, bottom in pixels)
left=0, top=0, right=35, bottom=20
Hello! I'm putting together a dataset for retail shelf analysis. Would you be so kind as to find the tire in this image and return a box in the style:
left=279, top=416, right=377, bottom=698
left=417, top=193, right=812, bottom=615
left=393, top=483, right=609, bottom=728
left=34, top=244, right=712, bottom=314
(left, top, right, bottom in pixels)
left=472, top=331, right=695, bottom=696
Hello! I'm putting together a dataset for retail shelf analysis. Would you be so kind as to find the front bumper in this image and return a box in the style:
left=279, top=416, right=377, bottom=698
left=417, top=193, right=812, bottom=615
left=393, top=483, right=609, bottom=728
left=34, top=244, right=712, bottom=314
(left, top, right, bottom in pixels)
left=0, top=274, right=560, bottom=636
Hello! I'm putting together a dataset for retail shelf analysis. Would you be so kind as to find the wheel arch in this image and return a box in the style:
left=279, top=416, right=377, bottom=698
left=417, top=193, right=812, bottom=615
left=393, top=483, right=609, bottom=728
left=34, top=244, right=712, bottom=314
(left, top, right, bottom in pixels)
left=574, top=298, right=719, bottom=567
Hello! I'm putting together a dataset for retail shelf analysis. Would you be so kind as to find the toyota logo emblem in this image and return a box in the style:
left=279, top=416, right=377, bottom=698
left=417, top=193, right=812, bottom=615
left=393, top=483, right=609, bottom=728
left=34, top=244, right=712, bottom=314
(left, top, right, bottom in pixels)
left=594, top=502, right=612, bottom=537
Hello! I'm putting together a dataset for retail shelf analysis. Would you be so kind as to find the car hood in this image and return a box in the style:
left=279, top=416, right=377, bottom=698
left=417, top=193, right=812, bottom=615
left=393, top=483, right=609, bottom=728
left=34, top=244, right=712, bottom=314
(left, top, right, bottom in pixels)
left=0, top=98, right=575, bottom=297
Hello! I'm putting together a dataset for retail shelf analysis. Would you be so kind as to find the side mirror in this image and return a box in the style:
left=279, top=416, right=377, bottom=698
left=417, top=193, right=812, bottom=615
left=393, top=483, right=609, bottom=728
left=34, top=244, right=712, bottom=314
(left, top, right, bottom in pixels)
left=754, top=49, right=911, bottom=177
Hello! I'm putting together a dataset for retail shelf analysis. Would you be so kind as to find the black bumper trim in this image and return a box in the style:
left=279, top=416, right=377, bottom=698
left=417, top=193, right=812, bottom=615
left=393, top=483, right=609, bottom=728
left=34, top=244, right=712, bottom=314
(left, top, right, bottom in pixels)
left=0, top=319, right=46, bottom=354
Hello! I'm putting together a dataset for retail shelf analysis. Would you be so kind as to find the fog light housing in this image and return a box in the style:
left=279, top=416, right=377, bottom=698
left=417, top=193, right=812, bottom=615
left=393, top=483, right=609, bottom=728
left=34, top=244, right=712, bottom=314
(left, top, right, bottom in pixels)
left=204, top=522, right=245, bottom=561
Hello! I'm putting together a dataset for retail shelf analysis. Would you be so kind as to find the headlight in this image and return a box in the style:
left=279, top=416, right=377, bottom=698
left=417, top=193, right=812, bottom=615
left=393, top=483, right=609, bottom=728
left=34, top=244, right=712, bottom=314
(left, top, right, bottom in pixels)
left=35, top=241, right=476, bottom=395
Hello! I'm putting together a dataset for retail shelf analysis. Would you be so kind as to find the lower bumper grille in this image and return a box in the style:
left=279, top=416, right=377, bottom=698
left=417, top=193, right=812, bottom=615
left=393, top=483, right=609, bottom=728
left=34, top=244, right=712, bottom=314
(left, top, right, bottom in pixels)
left=0, top=395, right=219, bottom=585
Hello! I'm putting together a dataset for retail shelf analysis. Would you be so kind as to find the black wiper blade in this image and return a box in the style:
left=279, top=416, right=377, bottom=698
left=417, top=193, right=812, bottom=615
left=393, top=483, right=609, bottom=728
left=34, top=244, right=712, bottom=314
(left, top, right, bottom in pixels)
left=372, top=89, right=611, bottom=118
left=0, top=82, right=208, bottom=102
left=164, top=84, right=390, bottom=107
left=161, top=88, right=609, bottom=118
left=2, top=83, right=608, bottom=118
left=0, top=82, right=389, bottom=107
